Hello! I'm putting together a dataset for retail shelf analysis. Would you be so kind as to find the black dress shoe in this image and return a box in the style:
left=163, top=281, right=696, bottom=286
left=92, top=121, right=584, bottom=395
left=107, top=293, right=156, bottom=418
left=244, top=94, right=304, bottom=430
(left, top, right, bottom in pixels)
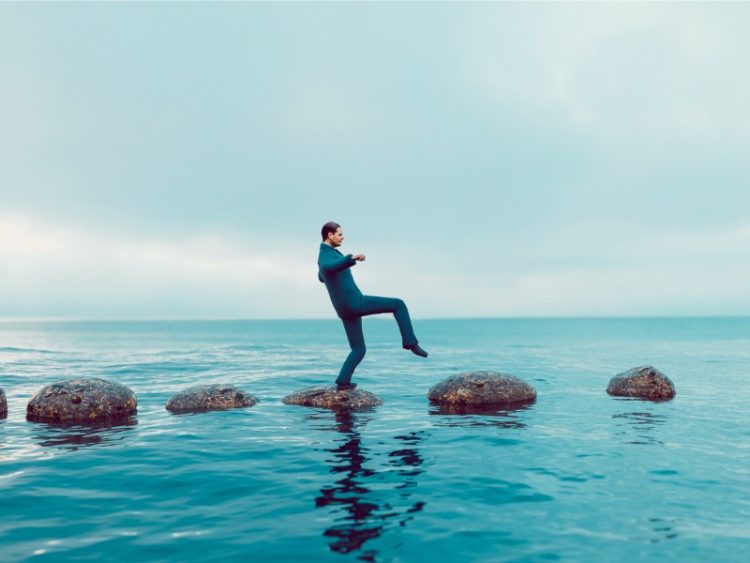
left=405, top=344, right=428, bottom=358
left=336, top=382, right=357, bottom=390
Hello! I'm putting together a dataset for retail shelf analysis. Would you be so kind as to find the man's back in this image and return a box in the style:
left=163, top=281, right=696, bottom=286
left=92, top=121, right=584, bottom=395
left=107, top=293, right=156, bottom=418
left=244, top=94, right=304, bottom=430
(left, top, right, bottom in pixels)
left=318, top=243, right=362, bottom=317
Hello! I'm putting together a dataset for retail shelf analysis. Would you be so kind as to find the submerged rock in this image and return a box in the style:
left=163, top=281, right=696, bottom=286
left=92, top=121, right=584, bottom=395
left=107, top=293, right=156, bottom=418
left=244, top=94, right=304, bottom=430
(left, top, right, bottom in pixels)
left=27, top=378, right=137, bottom=423
left=607, top=365, right=676, bottom=401
left=282, top=386, right=383, bottom=410
left=1, top=388, right=7, bottom=419
left=166, top=383, right=257, bottom=413
left=428, top=371, right=537, bottom=409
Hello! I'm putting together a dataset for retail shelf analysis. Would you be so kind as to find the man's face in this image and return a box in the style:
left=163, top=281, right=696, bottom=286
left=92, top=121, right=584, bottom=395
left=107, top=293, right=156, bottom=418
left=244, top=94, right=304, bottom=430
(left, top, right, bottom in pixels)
left=328, top=228, right=344, bottom=247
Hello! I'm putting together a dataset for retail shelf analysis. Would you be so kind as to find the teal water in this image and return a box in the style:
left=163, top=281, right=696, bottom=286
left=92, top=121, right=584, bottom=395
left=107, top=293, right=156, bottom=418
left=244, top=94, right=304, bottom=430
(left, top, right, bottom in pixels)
left=1, top=318, right=749, bottom=561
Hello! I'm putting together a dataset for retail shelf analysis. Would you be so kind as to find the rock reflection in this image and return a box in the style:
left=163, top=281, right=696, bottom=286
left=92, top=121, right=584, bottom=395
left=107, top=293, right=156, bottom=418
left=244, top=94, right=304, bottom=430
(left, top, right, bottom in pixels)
left=648, top=516, right=679, bottom=543
left=311, top=410, right=426, bottom=561
left=428, top=403, right=531, bottom=428
left=32, top=419, right=137, bottom=452
left=612, top=408, right=667, bottom=446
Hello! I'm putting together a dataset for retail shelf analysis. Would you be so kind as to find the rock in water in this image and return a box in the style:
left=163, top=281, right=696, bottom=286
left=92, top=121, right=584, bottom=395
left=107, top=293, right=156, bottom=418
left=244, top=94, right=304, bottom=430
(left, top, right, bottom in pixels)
left=428, top=371, right=537, bottom=409
left=27, top=378, right=137, bottom=423
left=0, top=388, right=7, bottom=419
left=282, top=386, right=383, bottom=409
left=607, top=365, right=676, bottom=400
left=166, top=384, right=257, bottom=413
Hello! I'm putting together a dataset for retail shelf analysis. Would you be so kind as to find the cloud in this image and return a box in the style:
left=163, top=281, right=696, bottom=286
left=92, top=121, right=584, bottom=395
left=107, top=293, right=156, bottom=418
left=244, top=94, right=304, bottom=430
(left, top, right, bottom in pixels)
left=459, top=3, right=750, bottom=141
left=2, top=5, right=749, bottom=319
left=1, top=214, right=748, bottom=318
left=385, top=263, right=750, bottom=318
left=368, top=221, right=750, bottom=317
left=0, top=215, right=329, bottom=318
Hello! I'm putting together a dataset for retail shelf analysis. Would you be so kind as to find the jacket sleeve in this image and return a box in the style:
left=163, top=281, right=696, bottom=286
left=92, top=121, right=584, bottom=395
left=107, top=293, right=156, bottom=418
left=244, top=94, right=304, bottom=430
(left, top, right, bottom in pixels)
left=319, top=251, right=357, bottom=275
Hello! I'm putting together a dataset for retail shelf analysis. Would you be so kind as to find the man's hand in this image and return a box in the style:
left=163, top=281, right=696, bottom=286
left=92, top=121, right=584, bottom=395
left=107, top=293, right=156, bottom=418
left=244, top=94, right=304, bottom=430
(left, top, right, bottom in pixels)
left=353, top=253, right=366, bottom=262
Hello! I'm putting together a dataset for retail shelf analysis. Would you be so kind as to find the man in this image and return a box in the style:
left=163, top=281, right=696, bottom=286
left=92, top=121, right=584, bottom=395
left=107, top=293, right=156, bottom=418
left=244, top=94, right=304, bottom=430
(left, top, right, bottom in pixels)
left=318, top=221, right=428, bottom=390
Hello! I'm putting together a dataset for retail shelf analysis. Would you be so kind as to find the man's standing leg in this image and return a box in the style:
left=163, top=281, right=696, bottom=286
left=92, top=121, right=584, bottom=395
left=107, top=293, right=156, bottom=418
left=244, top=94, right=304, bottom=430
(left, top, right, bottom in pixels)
left=336, top=316, right=366, bottom=385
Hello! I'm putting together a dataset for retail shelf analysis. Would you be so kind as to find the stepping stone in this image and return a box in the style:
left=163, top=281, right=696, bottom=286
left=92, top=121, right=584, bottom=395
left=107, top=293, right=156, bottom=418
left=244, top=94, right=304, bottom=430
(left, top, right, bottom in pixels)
left=607, top=365, right=676, bottom=401
left=166, top=384, right=257, bottom=413
left=27, top=378, right=137, bottom=423
left=428, top=371, right=537, bottom=410
left=283, top=386, right=382, bottom=410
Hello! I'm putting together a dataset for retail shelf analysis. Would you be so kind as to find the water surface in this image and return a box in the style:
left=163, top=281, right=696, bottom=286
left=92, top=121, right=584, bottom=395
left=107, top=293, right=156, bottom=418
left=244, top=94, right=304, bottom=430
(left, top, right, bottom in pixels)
left=1, top=318, right=749, bottom=561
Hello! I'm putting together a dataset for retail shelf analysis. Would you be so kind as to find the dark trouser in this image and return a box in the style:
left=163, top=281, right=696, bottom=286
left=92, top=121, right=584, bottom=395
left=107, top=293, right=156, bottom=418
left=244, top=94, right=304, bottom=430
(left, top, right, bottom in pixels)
left=336, top=295, right=419, bottom=385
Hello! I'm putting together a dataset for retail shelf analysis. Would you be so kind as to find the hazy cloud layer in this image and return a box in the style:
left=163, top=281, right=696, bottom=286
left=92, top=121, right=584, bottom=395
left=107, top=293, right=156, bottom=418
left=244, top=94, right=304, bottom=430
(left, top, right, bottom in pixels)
left=1, top=3, right=748, bottom=318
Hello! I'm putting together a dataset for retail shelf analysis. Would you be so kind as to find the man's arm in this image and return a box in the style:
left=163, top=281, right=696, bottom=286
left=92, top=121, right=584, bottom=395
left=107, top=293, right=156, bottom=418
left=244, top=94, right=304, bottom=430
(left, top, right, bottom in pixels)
left=319, top=251, right=357, bottom=275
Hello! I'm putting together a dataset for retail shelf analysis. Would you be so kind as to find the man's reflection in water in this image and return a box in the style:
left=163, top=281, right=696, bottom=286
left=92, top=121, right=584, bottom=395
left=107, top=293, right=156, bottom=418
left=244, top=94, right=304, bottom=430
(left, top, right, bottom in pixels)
left=311, top=410, right=426, bottom=561
left=388, top=430, right=427, bottom=527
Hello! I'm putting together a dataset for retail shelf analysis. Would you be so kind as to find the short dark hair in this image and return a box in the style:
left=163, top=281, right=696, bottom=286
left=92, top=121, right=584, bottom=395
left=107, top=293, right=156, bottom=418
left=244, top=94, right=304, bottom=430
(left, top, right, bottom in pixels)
left=321, top=221, right=341, bottom=241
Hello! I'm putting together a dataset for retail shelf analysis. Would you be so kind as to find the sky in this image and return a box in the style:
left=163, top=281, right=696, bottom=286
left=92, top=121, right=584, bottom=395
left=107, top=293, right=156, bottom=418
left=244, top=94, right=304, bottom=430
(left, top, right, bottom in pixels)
left=1, top=2, right=749, bottom=319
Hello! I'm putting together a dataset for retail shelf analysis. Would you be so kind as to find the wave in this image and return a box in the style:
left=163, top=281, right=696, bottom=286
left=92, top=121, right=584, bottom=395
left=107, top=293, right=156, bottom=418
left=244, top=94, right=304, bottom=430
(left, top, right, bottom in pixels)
left=0, top=346, right=54, bottom=354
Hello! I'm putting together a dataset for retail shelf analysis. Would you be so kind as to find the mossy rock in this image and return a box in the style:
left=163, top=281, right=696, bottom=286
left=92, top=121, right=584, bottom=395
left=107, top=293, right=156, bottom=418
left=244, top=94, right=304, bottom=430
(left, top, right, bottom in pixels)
left=283, top=386, right=382, bottom=410
left=27, top=378, right=137, bottom=423
left=166, top=384, right=257, bottom=413
left=428, top=371, right=537, bottom=409
left=607, top=365, right=676, bottom=401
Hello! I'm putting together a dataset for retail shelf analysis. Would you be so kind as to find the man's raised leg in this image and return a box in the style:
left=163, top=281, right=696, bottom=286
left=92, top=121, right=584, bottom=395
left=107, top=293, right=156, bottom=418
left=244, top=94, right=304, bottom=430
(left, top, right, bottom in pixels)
left=358, top=296, right=425, bottom=356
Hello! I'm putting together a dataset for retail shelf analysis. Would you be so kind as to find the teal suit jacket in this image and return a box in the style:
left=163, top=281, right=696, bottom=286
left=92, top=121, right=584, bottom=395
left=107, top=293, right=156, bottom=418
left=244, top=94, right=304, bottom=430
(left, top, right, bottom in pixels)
left=318, top=243, right=362, bottom=317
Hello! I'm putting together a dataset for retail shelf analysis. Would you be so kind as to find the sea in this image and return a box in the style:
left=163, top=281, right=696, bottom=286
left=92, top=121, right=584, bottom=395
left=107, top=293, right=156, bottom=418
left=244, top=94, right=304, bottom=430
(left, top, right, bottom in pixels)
left=0, top=318, right=748, bottom=562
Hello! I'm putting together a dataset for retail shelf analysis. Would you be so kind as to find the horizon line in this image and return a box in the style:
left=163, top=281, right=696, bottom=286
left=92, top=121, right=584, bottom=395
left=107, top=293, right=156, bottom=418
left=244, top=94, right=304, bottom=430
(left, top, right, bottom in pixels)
left=1, top=315, right=749, bottom=323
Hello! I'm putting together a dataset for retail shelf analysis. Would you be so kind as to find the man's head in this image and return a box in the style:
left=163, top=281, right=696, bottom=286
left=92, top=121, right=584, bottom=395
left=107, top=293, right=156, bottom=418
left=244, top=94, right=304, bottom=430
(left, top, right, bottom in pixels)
left=321, top=221, right=343, bottom=247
